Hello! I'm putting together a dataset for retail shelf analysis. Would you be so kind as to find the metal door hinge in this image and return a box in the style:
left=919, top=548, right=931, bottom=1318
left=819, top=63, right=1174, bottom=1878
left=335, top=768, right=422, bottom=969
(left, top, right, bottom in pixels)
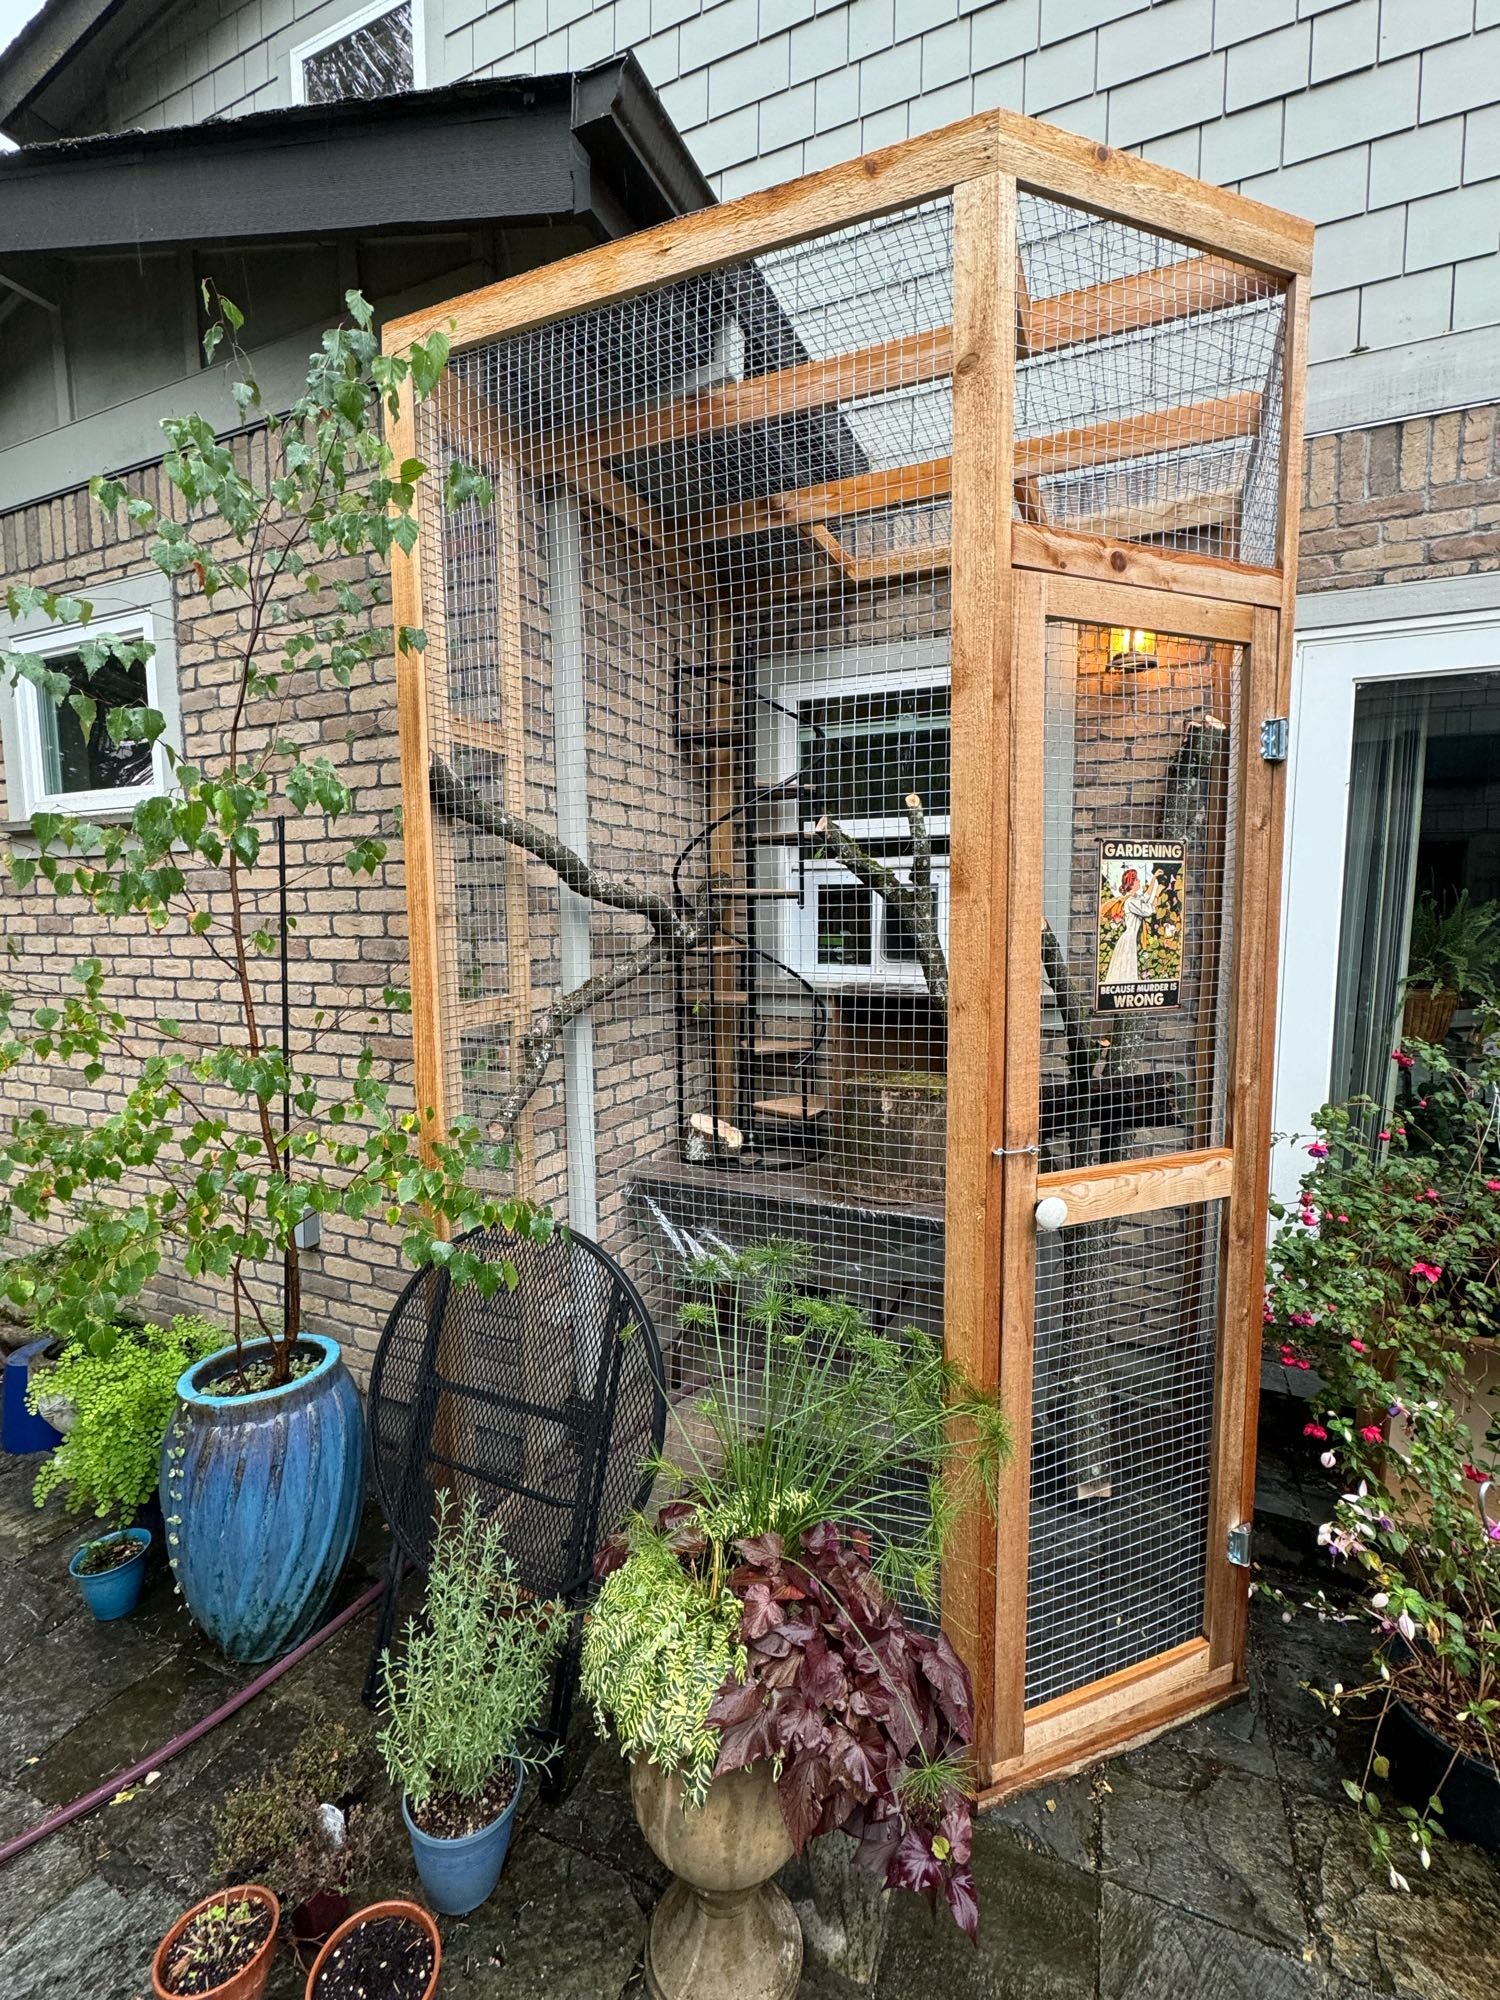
left=1226, top=1521, right=1252, bottom=1568
left=1260, top=717, right=1289, bottom=763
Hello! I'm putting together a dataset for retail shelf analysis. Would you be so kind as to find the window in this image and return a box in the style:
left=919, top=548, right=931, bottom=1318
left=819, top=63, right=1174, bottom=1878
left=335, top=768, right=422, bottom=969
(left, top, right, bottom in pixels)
left=291, top=0, right=422, bottom=106
left=2, top=595, right=177, bottom=822
left=1331, top=669, right=1500, bottom=1114
left=758, top=644, right=953, bottom=988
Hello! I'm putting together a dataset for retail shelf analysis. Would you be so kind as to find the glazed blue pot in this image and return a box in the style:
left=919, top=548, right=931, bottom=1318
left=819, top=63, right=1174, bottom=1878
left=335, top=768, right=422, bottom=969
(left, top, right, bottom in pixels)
left=69, top=1527, right=151, bottom=1620
left=161, top=1334, right=363, bottom=1663
left=401, top=1762, right=524, bottom=1915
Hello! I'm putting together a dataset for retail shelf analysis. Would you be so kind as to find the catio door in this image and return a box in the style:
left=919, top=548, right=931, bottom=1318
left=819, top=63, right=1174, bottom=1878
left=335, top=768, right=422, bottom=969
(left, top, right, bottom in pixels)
left=986, top=573, right=1282, bottom=1788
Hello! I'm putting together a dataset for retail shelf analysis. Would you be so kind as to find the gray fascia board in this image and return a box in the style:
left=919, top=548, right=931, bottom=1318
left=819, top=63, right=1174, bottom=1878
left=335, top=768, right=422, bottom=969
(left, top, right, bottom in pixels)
left=0, top=261, right=497, bottom=514
left=1296, top=573, right=1500, bottom=630
left=1305, top=326, right=1500, bottom=438
left=0, top=97, right=585, bottom=255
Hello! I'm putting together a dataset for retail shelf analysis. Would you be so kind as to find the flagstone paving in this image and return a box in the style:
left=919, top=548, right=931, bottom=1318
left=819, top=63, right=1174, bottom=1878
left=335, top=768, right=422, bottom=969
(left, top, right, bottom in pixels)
left=1, top=1396, right=1497, bottom=2000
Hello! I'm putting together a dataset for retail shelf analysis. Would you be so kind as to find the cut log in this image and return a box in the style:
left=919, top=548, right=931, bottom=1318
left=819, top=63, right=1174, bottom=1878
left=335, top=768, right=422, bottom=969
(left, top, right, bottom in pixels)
left=837, top=1070, right=947, bottom=1198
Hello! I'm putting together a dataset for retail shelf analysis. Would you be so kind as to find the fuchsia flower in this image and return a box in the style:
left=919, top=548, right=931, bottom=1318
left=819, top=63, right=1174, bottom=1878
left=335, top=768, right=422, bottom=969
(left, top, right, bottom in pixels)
left=1337, top=1213, right=1350, bottom=1223
left=1360, top=1425, right=1384, bottom=1444
left=1410, top=1260, right=1443, bottom=1283
left=1307, top=1141, right=1329, bottom=1158
left=1486, top=1179, right=1500, bottom=1194
left=1289, top=1310, right=1316, bottom=1328
left=1464, top=1464, right=1484, bottom=1484
left=1417, top=1188, right=1439, bottom=1203
left=1378, top=1130, right=1392, bottom=1143
left=1392, top=1049, right=1415, bottom=1070
left=1349, top=1338, right=1367, bottom=1354
left=1304, top=1422, right=1328, bottom=1440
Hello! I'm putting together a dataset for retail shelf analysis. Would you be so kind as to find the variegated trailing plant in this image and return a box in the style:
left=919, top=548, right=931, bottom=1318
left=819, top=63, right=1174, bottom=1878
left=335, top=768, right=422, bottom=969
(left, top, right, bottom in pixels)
left=0, top=287, right=548, bottom=1379
left=582, top=1242, right=1008, bottom=1939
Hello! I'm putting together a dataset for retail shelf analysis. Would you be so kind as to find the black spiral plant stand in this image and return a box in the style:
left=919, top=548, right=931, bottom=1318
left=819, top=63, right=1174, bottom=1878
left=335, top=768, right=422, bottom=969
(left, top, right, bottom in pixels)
left=363, top=1223, right=666, bottom=1774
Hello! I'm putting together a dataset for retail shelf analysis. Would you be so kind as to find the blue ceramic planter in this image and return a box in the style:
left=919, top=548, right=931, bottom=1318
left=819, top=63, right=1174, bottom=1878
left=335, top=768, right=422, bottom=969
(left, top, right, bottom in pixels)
left=401, top=1763, right=524, bottom=1915
left=161, top=1334, right=364, bottom=1664
left=69, top=1527, right=151, bottom=1620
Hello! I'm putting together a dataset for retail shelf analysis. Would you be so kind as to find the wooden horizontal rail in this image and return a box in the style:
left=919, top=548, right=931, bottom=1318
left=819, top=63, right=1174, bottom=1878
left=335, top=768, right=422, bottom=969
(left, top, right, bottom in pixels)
left=545, top=255, right=1270, bottom=475
left=1023, top=254, right=1270, bottom=354
left=456, top=994, right=514, bottom=1032
left=1012, top=523, right=1281, bottom=607
left=1036, top=1145, right=1235, bottom=1224
left=698, top=456, right=951, bottom=544
left=982, top=1647, right=1240, bottom=1798
left=1020, top=390, right=1260, bottom=481
left=696, top=390, right=1260, bottom=543
left=448, top=714, right=508, bottom=754
left=552, top=326, right=952, bottom=471
left=1037, top=572, right=1257, bottom=643
left=383, top=112, right=1309, bottom=364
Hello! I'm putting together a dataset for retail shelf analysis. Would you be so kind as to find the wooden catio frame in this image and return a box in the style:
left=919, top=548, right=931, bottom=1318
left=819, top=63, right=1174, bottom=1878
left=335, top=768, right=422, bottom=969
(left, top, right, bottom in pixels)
left=383, top=109, right=1311, bottom=1795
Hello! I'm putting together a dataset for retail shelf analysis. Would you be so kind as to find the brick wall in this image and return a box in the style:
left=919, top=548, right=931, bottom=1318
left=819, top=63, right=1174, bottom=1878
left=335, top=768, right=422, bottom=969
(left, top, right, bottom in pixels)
left=1299, top=403, right=1500, bottom=589
left=0, top=455, right=417, bottom=1375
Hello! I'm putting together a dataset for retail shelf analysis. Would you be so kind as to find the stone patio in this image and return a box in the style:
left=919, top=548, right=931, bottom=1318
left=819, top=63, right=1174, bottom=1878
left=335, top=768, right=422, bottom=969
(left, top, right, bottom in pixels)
left=3, top=1395, right=1498, bottom=2000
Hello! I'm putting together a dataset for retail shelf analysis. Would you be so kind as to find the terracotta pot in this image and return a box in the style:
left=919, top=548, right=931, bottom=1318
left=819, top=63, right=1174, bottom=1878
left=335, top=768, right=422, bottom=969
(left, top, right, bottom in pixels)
left=290, top=1889, right=350, bottom=1944
left=302, top=1898, right=442, bottom=2000
left=151, top=1885, right=280, bottom=2000
left=630, top=1757, right=802, bottom=2000
left=1403, top=986, right=1459, bottom=1044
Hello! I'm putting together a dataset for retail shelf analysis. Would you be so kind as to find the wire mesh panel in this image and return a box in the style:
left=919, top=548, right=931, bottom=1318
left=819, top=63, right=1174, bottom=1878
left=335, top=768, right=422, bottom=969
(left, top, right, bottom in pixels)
left=1015, top=194, right=1286, bottom=562
left=410, top=198, right=960, bottom=1590
left=392, top=128, right=1308, bottom=1776
left=1026, top=1200, right=1225, bottom=1708
left=1040, top=618, right=1242, bottom=1167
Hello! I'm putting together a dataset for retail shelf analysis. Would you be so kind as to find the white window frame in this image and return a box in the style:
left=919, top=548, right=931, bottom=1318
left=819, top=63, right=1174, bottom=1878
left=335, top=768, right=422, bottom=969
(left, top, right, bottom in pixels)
left=290, top=0, right=426, bottom=104
left=757, top=639, right=951, bottom=989
left=1271, top=605, right=1500, bottom=1210
left=1, top=576, right=180, bottom=826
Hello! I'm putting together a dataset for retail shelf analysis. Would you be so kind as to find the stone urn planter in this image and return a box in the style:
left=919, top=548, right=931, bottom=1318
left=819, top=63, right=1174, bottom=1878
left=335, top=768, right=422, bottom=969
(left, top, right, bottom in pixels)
left=630, top=1757, right=803, bottom=2000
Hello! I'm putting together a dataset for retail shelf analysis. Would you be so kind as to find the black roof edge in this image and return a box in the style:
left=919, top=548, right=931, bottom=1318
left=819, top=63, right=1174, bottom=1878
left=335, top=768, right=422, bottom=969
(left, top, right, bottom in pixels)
left=571, top=54, right=715, bottom=227
left=0, top=67, right=713, bottom=258
left=0, top=0, right=128, bottom=132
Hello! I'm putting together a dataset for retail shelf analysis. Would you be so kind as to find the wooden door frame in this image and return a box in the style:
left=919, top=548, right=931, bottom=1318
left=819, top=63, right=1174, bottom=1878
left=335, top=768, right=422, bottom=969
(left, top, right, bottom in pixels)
left=980, top=572, right=1284, bottom=1798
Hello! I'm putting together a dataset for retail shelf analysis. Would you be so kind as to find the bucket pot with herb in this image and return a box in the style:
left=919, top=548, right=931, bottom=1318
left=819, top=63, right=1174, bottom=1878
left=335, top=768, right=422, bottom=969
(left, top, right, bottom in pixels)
left=378, top=1496, right=564, bottom=1916
left=68, top=1525, right=153, bottom=1620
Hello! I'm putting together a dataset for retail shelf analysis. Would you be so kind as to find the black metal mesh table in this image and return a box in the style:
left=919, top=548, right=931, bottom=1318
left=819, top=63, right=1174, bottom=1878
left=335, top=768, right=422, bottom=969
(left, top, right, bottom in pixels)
left=364, top=1223, right=666, bottom=1752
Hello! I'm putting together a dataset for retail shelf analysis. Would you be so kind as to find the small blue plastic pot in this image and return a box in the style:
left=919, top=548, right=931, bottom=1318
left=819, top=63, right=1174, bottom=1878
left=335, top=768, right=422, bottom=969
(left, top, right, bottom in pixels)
left=68, top=1528, right=152, bottom=1621
left=401, top=1761, right=524, bottom=1915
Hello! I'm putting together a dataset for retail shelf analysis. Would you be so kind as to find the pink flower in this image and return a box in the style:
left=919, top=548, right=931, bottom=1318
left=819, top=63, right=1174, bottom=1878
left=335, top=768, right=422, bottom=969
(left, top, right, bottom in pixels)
left=1360, top=1425, right=1383, bottom=1444
left=1337, top=1213, right=1350, bottom=1223
left=1378, top=1130, right=1391, bottom=1143
left=1307, top=1141, right=1329, bottom=1159
left=1409, top=1260, right=1442, bottom=1283
left=1392, top=1049, right=1415, bottom=1070
left=1417, top=1188, right=1439, bottom=1203
left=1486, top=1180, right=1500, bottom=1194
left=1464, top=1464, right=1484, bottom=1483
left=1304, top=1422, right=1328, bottom=1440
left=1349, top=1338, right=1367, bottom=1354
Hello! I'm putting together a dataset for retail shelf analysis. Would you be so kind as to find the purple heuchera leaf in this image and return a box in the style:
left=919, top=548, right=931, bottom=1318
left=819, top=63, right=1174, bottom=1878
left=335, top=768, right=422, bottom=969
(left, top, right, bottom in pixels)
left=680, top=1513, right=981, bottom=1940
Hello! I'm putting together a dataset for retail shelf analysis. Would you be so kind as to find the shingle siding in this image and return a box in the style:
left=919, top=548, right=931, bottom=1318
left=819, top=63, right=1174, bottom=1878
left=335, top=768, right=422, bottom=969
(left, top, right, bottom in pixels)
left=43, top=0, right=1500, bottom=382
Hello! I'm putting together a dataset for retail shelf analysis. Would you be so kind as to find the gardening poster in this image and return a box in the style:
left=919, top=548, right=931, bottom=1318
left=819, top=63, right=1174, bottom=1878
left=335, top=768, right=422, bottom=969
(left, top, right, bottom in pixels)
left=1095, top=840, right=1186, bottom=1012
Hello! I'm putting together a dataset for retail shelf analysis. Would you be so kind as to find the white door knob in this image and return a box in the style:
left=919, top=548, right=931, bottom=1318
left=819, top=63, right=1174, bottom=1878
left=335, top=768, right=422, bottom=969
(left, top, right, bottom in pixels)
left=1035, top=1195, right=1069, bottom=1233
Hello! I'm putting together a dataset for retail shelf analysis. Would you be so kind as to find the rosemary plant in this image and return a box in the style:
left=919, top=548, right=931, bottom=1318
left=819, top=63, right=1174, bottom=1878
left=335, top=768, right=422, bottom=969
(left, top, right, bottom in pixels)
left=378, top=1497, right=563, bottom=1814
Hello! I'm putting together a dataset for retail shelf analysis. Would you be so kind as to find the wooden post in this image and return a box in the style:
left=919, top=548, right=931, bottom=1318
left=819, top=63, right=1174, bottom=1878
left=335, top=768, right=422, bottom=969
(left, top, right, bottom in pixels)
left=1206, top=274, right=1309, bottom=1671
left=941, top=168, right=1016, bottom=1770
left=390, top=386, right=452, bottom=1166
